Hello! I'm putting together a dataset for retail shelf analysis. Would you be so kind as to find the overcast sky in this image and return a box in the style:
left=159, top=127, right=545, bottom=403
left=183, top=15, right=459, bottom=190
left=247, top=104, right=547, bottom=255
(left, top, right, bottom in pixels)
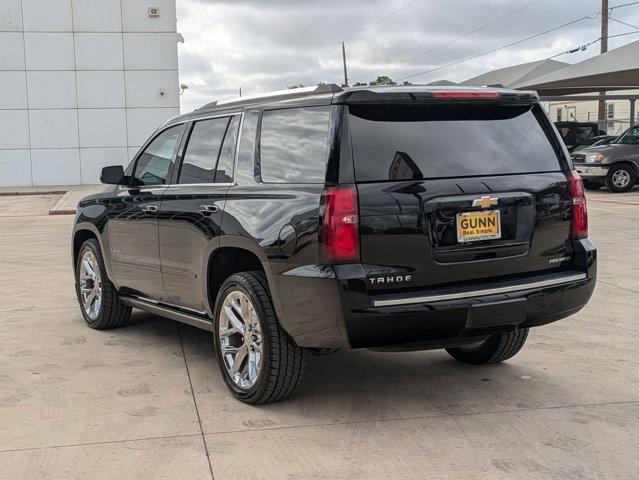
left=176, top=0, right=639, bottom=112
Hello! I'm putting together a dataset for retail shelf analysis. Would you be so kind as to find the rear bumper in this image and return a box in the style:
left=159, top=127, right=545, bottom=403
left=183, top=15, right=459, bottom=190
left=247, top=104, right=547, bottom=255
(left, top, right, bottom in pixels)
left=274, top=239, right=596, bottom=349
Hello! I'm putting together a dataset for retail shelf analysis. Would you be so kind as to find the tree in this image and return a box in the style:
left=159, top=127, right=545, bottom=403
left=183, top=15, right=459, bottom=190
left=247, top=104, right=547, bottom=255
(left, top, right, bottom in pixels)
left=287, top=84, right=305, bottom=89
left=353, top=81, right=368, bottom=86
left=369, top=75, right=396, bottom=86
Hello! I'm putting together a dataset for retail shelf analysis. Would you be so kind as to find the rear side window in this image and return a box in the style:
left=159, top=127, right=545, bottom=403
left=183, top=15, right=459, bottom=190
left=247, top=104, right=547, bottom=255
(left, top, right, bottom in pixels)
left=214, top=115, right=240, bottom=183
left=349, top=104, right=561, bottom=182
left=179, top=117, right=230, bottom=184
left=259, top=106, right=330, bottom=183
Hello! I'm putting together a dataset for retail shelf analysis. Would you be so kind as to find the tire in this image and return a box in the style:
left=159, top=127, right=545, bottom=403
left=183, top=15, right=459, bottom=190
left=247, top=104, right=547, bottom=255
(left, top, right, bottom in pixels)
left=213, top=271, right=306, bottom=404
left=445, top=329, right=529, bottom=365
left=605, top=164, right=636, bottom=193
left=582, top=180, right=604, bottom=191
left=75, top=238, right=131, bottom=329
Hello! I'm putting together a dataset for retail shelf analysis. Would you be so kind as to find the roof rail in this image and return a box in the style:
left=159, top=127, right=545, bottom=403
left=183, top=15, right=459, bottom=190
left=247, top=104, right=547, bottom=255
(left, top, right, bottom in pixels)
left=199, top=83, right=343, bottom=110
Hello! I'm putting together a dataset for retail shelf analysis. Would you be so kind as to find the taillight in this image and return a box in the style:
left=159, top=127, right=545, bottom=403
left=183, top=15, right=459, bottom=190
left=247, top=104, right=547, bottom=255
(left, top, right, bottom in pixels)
left=431, top=90, right=501, bottom=99
left=566, top=170, right=588, bottom=239
left=319, top=185, right=359, bottom=263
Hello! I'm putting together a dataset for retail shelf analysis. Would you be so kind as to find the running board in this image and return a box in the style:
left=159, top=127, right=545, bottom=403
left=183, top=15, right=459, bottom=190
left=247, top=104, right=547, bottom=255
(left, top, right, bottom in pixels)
left=121, top=296, right=214, bottom=332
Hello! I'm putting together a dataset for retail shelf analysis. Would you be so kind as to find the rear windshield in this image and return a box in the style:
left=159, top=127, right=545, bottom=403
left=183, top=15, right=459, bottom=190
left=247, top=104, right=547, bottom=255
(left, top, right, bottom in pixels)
left=349, top=104, right=561, bottom=182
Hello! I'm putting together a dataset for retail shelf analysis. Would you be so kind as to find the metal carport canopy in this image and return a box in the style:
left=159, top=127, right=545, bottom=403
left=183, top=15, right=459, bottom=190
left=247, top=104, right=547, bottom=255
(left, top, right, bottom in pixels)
left=512, top=39, right=639, bottom=95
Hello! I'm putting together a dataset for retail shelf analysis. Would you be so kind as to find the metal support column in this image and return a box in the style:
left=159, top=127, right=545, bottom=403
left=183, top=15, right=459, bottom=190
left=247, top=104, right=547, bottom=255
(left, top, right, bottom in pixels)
left=630, top=99, right=636, bottom=127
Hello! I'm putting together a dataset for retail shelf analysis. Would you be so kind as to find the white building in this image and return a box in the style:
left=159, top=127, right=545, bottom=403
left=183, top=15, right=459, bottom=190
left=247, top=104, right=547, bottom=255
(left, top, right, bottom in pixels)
left=0, top=0, right=180, bottom=186
left=548, top=91, right=639, bottom=135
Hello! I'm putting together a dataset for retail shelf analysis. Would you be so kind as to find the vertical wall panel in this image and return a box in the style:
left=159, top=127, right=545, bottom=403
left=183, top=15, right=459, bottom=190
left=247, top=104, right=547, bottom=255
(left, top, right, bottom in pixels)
left=0, top=150, right=31, bottom=187
left=72, top=0, right=121, bottom=32
left=22, top=0, right=73, bottom=32
left=0, top=32, right=25, bottom=70
left=0, top=71, right=28, bottom=109
left=1, top=0, right=179, bottom=186
left=0, top=0, right=23, bottom=31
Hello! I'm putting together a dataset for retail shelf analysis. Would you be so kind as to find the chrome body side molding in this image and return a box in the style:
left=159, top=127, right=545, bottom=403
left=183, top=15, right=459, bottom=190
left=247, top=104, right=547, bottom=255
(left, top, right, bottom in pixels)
left=371, top=272, right=588, bottom=308
left=121, top=296, right=214, bottom=332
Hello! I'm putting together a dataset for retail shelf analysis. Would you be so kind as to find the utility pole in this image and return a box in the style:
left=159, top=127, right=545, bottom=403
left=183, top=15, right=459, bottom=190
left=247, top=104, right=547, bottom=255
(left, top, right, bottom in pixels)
left=342, top=41, right=349, bottom=87
left=239, top=87, right=242, bottom=97
left=598, top=0, right=609, bottom=129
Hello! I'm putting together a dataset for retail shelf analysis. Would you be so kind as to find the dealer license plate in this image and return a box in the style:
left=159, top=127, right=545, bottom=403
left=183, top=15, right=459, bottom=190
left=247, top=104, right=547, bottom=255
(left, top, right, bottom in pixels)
left=456, top=210, right=501, bottom=243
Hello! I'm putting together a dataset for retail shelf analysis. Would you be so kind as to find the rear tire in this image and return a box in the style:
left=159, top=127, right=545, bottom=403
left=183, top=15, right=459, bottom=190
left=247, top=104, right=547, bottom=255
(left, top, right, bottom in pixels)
left=213, top=271, right=307, bottom=404
left=605, top=164, right=636, bottom=193
left=75, top=238, right=131, bottom=329
left=445, top=329, right=529, bottom=365
left=582, top=180, right=604, bottom=191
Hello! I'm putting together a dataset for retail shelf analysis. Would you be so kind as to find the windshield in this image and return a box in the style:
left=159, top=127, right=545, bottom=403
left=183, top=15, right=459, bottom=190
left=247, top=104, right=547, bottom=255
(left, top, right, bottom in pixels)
left=614, top=126, right=639, bottom=145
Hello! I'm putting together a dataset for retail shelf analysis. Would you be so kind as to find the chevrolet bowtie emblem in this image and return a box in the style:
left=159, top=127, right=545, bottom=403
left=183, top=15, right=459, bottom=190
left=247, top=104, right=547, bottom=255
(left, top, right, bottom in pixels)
left=472, top=196, right=499, bottom=208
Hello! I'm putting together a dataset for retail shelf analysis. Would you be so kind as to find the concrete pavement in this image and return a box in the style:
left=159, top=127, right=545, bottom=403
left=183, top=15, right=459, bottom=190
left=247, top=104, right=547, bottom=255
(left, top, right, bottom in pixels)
left=0, top=190, right=638, bottom=479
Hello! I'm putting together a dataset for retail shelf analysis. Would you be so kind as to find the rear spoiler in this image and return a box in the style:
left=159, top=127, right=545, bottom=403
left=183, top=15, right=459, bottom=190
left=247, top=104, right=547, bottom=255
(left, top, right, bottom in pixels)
left=333, top=89, right=539, bottom=106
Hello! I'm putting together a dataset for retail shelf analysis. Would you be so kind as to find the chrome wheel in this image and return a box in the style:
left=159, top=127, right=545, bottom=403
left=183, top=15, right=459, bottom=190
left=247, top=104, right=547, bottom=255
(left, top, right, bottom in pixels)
left=612, top=169, right=631, bottom=188
left=79, top=250, right=102, bottom=320
left=218, top=291, right=263, bottom=389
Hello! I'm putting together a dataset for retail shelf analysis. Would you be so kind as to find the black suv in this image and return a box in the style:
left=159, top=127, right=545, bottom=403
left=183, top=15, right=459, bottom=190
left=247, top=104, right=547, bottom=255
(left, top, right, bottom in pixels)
left=72, top=85, right=597, bottom=404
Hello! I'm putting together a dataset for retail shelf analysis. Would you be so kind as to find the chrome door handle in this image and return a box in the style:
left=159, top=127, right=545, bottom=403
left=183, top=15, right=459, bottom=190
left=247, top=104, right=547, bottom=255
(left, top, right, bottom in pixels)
left=141, top=204, right=158, bottom=213
left=198, top=205, right=219, bottom=214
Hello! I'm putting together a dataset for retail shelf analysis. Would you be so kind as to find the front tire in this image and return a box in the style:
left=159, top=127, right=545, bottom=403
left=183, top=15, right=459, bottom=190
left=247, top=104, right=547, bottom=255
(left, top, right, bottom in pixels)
left=606, top=164, right=636, bottom=193
left=213, top=271, right=306, bottom=404
left=75, top=238, right=131, bottom=329
left=445, top=329, right=529, bottom=365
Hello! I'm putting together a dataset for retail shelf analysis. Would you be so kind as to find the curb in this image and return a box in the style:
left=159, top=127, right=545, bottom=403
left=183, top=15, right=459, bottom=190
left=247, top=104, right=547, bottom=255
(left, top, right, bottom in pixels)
left=48, top=190, right=75, bottom=215
left=0, top=190, right=67, bottom=197
left=49, top=209, right=77, bottom=215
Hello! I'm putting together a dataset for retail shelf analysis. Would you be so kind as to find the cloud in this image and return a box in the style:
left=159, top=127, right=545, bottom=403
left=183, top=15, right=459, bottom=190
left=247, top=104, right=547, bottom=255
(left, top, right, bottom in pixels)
left=176, top=0, right=639, bottom=112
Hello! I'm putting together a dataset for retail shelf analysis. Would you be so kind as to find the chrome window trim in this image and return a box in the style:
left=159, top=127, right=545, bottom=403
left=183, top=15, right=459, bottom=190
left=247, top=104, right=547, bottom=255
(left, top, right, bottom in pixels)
left=371, top=272, right=588, bottom=308
left=231, top=112, right=245, bottom=186
left=165, top=182, right=233, bottom=188
left=119, top=112, right=243, bottom=192
left=171, top=111, right=244, bottom=187
left=117, top=121, right=189, bottom=191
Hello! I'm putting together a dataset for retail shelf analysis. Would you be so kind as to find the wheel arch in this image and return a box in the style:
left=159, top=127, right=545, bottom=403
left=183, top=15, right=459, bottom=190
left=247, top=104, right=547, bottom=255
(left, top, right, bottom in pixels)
left=204, top=235, right=270, bottom=317
left=72, top=224, right=113, bottom=282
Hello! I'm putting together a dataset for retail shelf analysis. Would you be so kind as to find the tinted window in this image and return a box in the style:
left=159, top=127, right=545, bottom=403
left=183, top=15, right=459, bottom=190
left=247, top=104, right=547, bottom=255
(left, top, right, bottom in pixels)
left=215, top=115, right=240, bottom=183
left=575, top=126, right=594, bottom=143
left=260, top=106, right=330, bottom=183
left=615, top=126, right=639, bottom=145
left=179, top=117, right=230, bottom=184
left=349, top=105, right=561, bottom=182
left=133, top=124, right=185, bottom=186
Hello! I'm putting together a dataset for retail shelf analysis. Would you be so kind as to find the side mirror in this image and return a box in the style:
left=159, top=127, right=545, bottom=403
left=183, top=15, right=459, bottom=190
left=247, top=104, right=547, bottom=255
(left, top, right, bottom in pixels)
left=100, top=165, right=126, bottom=185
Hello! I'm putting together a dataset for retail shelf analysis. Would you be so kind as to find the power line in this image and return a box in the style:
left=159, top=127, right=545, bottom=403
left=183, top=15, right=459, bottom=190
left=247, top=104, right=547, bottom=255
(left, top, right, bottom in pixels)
left=609, top=16, right=639, bottom=30
left=343, top=0, right=420, bottom=42
left=608, top=29, right=639, bottom=38
left=609, top=0, right=639, bottom=11
left=549, top=38, right=601, bottom=58
left=357, top=0, right=639, bottom=84
left=399, top=1, right=541, bottom=67
left=547, top=6, right=639, bottom=59
left=350, top=0, right=542, bottom=83
left=286, top=0, right=419, bottom=83
left=396, top=15, right=595, bottom=81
